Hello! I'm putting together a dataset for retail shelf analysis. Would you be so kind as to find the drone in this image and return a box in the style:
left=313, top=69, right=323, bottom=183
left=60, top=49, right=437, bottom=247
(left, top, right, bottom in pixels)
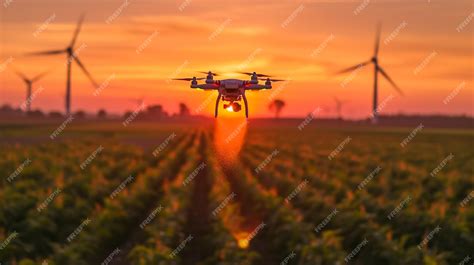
left=173, top=71, right=284, bottom=118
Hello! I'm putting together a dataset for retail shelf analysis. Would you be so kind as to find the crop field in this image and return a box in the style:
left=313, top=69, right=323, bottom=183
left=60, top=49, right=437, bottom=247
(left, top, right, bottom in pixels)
left=0, top=120, right=473, bottom=265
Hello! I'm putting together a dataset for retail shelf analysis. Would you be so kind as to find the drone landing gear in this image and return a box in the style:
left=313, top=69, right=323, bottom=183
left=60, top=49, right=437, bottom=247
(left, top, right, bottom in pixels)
left=215, top=93, right=221, bottom=118
left=242, top=94, right=249, bottom=119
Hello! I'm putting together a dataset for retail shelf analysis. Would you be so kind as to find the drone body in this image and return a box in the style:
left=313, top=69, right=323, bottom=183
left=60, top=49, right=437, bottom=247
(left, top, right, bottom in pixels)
left=175, top=71, right=284, bottom=118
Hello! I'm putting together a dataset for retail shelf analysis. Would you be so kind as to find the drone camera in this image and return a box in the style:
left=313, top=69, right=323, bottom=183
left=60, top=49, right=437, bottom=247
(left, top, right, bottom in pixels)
left=223, top=102, right=241, bottom=112
left=232, top=102, right=241, bottom=112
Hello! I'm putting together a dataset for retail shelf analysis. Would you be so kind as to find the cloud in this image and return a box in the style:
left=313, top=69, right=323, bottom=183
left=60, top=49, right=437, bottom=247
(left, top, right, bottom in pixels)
left=126, top=15, right=267, bottom=37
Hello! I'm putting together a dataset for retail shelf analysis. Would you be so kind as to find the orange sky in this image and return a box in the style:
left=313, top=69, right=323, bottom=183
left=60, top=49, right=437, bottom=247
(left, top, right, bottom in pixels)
left=0, top=0, right=472, bottom=118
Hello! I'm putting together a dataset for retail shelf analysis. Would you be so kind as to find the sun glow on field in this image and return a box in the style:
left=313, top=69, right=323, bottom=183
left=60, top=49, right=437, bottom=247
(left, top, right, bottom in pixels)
left=213, top=117, right=247, bottom=166
left=235, top=232, right=250, bottom=249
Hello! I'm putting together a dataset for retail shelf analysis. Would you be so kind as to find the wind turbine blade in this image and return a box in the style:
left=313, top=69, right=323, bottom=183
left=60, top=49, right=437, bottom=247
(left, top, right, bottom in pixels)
left=257, top=78, right=285, bottom=82
left=198, top=71, right=220, bottom=76
left=31, top=71, right=50, bottom=82
left=25, top=49, right=66, bottom=56
left=172, top=78, right=205, bottom=81
left=374, top=22, right=382, bottom=57
left=13, top=70, right=29, bottom=82
left=70, top=14, right=85, bottom=47
left=378, top=66, right=403, bottom=96
left=336, top=60, right=371, bottom=74
left=74, top=57, right=98, bottom=87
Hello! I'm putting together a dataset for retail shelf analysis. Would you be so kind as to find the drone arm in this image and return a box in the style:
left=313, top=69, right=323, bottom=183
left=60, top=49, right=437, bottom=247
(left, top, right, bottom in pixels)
left=245, top=84, right=271, bottom=90
left=192, top=84, right=219, bottom=90
left=242, top=93, right=249, bottom=118
left=215, top=93, right=221, bottom=118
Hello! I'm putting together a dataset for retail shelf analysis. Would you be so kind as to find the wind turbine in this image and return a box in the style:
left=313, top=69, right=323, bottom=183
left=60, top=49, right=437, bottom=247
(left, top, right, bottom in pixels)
left=337, top=23, right=403, bottom=123
left=129, top=96, right=145, bottom=107
left=26, top=14, right=97, bottom=115
left=13, top=70, right=48, bottom=112
left=333, top=97, right=347, bottom=120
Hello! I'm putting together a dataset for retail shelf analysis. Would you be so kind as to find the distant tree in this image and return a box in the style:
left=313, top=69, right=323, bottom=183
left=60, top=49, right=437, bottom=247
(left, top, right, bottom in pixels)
left=179, top=103, right=190, bottom=117
left=123, top=110, right=133, bottom=119
left=75, top=110, right=86, bottom=119
left=0, top=104, right=23, bottom=116
left=0, top=104, right=13, bottom=112
left=144, top=105, right=168, bottom=119
left=97, top=109, right=107, bottom=119
left=48, top=111, right=63, bottom=119
left=27, top=110, right=44, bottom=118
left=268, top=99, right=286, bottom=119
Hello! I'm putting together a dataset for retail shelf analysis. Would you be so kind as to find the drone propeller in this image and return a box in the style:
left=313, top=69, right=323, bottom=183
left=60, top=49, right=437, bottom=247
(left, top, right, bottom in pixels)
left=172, top=77, right=205, bottom=81
left=239, top=71, right=272, bottom=78
left=258, top=78, right=286, bottom=82
left=198, top=71, right=220, bottom=76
